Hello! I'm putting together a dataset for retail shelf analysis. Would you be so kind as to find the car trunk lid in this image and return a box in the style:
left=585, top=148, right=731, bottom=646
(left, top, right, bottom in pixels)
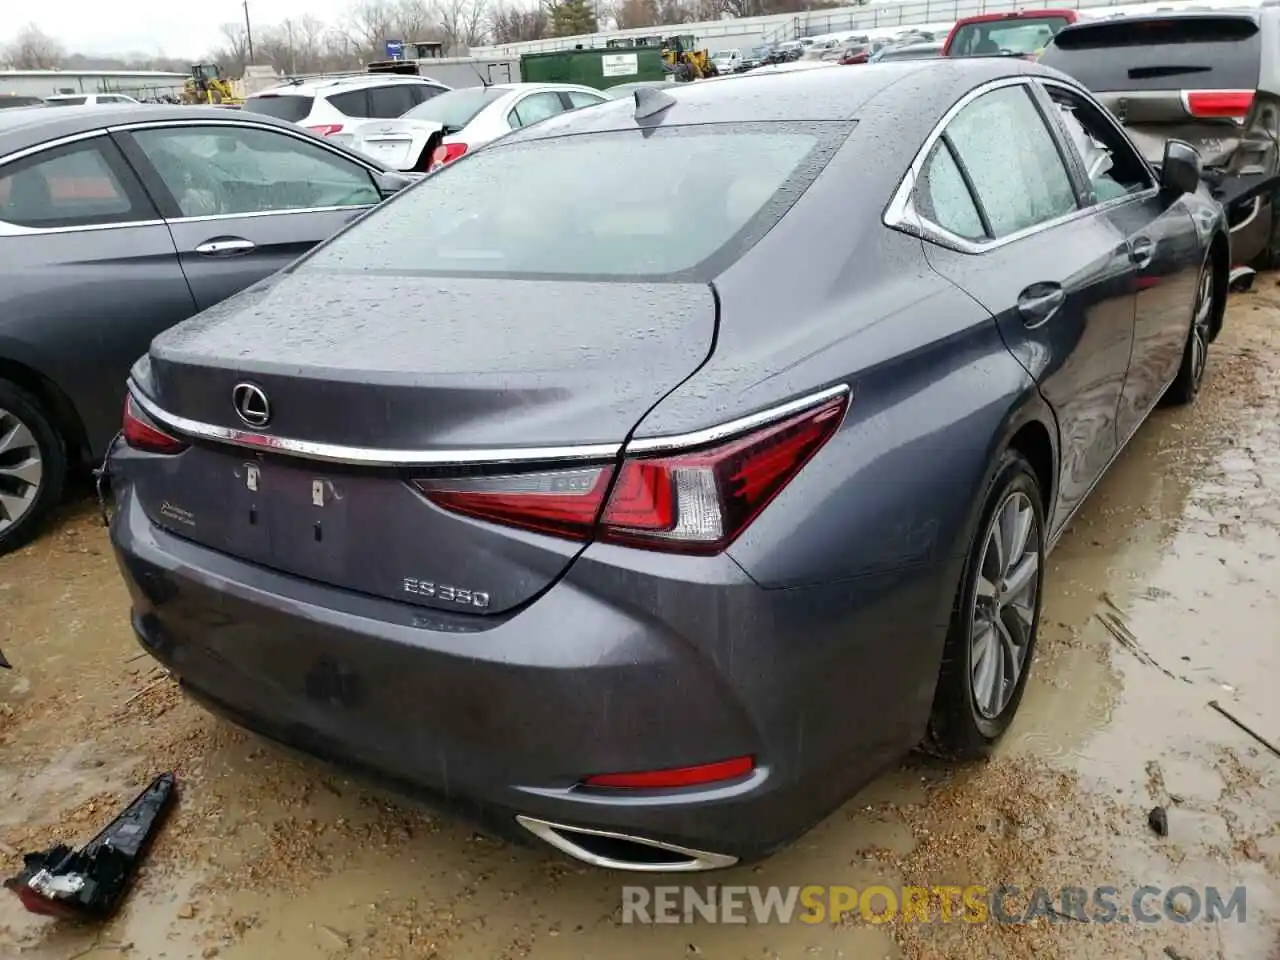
left=130, top=270, right=717, bottom=614
left=350, top=118, right=444, bottom=170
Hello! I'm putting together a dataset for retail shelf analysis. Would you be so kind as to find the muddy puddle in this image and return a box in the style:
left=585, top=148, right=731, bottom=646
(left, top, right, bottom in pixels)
left=3, top=287, right=1280, bottom=959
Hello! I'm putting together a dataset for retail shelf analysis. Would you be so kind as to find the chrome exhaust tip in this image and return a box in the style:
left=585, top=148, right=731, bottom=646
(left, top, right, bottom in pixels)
left=515, top=815, right=738, bottom=872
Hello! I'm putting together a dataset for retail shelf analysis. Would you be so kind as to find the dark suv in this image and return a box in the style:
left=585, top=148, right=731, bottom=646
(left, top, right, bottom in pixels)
left=1040, top=10, right=1280, bottom=267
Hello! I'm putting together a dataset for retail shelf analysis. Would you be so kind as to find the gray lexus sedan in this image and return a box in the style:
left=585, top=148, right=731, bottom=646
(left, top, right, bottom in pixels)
left=0, top=104, right=411, bottom=554
left=110, top=60, right=1227, bottom=870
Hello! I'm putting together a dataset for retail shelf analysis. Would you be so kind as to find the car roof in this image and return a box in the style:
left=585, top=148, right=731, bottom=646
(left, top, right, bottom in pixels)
left=503, top=57, right=1055, bottom=138
left=951, top=9, right=1078, bottom=25
left=0, top=103, right=306, bottom=159
left=252, top=74, right=447, bottom=97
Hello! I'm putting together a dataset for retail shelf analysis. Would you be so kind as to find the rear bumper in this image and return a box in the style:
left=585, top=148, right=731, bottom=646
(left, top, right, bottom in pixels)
left=110, top=486, right=949, bottom=865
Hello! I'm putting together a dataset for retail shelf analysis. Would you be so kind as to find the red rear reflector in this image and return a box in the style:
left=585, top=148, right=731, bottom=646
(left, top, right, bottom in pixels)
left=307, top=124, right=344, bottom=136
left=414, top=392, right=847, bottom=554
left=122, top=397, right=187, bottom=455
left=429, top=142, right=468, bottom=171
left=582, top=756, right=755, bottom=790
left=1183, top=89, right=1254, bottom=119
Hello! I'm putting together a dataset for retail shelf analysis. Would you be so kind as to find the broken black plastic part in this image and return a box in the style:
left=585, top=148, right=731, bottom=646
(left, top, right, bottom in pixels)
left=0, top=648, right=10, bottom=669
left=4, top=772, right=177, bottom=921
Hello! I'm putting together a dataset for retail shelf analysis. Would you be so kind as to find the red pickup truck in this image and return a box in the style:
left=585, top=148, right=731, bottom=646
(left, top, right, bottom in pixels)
left=942, top=9, right=1082, bottom=59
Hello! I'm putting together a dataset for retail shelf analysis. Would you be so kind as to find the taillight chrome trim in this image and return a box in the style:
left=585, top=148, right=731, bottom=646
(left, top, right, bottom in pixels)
left=626, top=383, right=851, bottom=454
left=124, top=380, right=850, bottom=467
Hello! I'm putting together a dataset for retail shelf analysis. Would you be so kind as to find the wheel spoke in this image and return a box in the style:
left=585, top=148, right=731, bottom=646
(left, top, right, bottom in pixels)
left=972, top=621, right=998, bottom=715
left=1002, top=552, right=1038, bottom=605
left=0, top=455, right=42, bottom=488
left=975, top=575, right=998, bottom=600
left=0, top=419, right=35, bottom=457
left=1003, top=500, right=1032, bottom=574
left=996, top=617, right=1022, bottom=709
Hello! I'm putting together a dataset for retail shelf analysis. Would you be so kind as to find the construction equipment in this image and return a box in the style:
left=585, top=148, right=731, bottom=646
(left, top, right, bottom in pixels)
left=659, top=35, right=716, bottom=81
left=182, top=63, right=242, bottom=105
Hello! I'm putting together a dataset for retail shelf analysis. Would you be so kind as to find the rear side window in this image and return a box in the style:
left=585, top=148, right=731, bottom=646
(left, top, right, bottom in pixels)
left=298, top=122, right=845, bottom=281
left=936, top=85, right=1078, bottom=239
left=46, top=96, right=87, bottom=106
left=327, top=89, right=373, bottom=117
left=367, top=84, right=418, bottom=118
left=917, top=142, right=986, bottom=240
left=1040, top=17, right=1261, bottom=91
left=244, top=94, right=315, bottom=122
left=0, top=138, right=151, bottom=228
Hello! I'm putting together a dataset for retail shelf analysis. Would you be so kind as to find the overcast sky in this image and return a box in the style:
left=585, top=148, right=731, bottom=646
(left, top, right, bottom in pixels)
left=8, top=2, right=355, bottom=59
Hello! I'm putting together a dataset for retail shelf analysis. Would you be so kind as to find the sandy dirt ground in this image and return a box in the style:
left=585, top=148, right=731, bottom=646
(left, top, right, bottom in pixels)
left=2, top=285, right=1280, bottom=959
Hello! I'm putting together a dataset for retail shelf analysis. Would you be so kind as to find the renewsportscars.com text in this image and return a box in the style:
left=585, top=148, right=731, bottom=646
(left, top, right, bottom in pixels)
left=621, top=884, right=1248, bottom=925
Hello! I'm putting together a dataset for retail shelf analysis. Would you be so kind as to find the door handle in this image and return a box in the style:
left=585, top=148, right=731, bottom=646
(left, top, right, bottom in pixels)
left=1128, top=236, right=1155, bottom=268
left=195, top=237, right=256, bottom=257
left=1016, top=281, right=1065, bottom=329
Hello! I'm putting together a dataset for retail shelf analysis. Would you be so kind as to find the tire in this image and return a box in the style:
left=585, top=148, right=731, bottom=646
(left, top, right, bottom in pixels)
left=1164, top=256, right=1215, bottom=407
left=921, top=450, right=1045, bottom=761
left=0, top=379, right=66, bottom=556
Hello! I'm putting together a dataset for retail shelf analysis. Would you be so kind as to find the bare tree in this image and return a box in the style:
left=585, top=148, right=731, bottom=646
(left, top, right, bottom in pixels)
left=394, top=0, right=439, bottom=41
left=2, top=22, right=65, bottom=69
left=434, top=0, right=489, bottom=51
left=611, top=0, right=660, bottom=29
left=489, top=1, right=549, bottom=43
left=344, top=0, right=398, bottom=61
left=213, top=22, right=251, bottom=74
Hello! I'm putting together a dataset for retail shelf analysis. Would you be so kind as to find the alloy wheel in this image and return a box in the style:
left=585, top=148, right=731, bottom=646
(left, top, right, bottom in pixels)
left=970, top=491, right=1041, bottom=720
left=1190, top=265, right=1213, bottom=388
left=0, top=407, right=44, bottom=535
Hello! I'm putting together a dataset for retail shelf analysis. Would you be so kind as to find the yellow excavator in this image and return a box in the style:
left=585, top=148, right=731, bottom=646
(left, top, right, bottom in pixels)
left=182, top=63, right=242, bottom=105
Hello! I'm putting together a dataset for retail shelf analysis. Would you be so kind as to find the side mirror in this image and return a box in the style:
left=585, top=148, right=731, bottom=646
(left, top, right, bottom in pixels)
left=374, top=170, right=415, bottom=199
left=1160, top=139, right=1202, bottom=198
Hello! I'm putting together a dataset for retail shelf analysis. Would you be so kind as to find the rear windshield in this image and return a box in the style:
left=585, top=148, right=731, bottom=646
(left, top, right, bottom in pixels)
left=297, top=123, right=845, bottom=282
left=401, top=88, right=506, bottom=131
left=949, top=17, right=1068, bottom=56
left=1040, top=17, right=1261, bottom=91
left=0, top=96, right=44, bottom=109
left=243, top=94, right=315, bottom=122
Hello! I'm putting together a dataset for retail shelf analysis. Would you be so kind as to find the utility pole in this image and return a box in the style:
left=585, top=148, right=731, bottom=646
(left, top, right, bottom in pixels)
left=243, top=0, right=255, bottom=66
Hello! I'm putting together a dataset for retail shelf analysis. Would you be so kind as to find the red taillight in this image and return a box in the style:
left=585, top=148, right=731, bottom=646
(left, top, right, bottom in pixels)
left=122, top=396, right=187, bottom=455
left=1183, top=89, right=1254, bottom=120
left=307, top=123, right=344, bottom=137
left=414, top=393, right=848, bottom=554
left=582, top=756, right=755, bottom=790
left=428, top=142, right=468, bottom=171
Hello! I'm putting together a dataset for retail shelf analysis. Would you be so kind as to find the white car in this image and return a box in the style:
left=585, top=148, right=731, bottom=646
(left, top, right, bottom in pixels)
left=711, top=49, right=741, bottom=72
left=242, top=74, right=451, bottom=148
left=44, top=93, right=140, bottom=106
left=347, top=82, right=609, bottom=173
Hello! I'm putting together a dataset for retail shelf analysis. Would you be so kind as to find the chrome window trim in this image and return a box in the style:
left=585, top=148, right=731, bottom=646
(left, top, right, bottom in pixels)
left=126, top=381, right=849, bottom=467
left=0, top=118, right=385, bottom=236
left=163, top=204, right=375, bottom=226
left=883, top=76, right=1159, bottom=255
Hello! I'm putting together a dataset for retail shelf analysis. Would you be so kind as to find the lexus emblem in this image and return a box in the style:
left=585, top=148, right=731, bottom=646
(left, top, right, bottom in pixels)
left=232, top=382, right=271, bottom=428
